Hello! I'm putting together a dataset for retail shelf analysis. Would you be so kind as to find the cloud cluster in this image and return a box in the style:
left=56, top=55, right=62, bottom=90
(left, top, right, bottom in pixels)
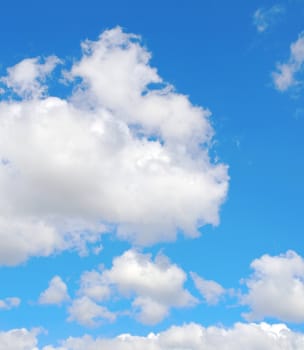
left=272, top=32, right=304, bottom=91
left=69, top=249, right=196, bottom=326
left=253, top=5, right=285, bottom=33
left=0, top=27, right=228, bottom=265
left=14, top=322, right=303, bottom=350
left=241, top=250, right=304, bottom=322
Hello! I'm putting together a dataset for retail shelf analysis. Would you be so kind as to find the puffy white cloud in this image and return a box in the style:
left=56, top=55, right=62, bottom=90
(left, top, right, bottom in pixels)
left=0, top=328, right=39, bottom=350
left=190, top=272, right=226, bottom=305
left=0, top=27, right=228, bottom=265
left=0, top=56, right=61, bottom=99
left=253, top=5, right=285, bottom=33
left=132, top=296, right=170, bottom=325
left=241, top=250, right=304, bottom=322
left=272, top=33, right=304, bottom=91
left=67, top=296, right=115, bottom=327
left=0, top=297, right=20, bottom=310
left=74, top=249, right=196, bottom=325
left=3, top=322, right=304, bottom=350
left=102, top=249, right=197, bottom=324
left=78, top=270, right=110, bottom=302
left=39, top=276, right=69, bottom=305
left=44, top=322, right=304, bottom=350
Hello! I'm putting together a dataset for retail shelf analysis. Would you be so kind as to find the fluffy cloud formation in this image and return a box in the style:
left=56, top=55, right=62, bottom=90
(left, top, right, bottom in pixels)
left=0, top=297, right=20, bottom=310
left=3, top=323, right=304, bottom=350
left=43, top=322, right=304, bottom=350
left=72, top=249, right=196, bottom=325
left=0, top=328, right=39, bottom=350
left=272, top=32, right=304, bottom=91
left=0, top=27, right=228, bottom=265
left=190, top=272, right=226, bottom=305
left=39, top=276, right=69, bottom=305
left=241, top=250, right=304, bottom=322
left=67, top=296, right=115, bottom=327
left=253, top=5, right=285, bottom=33
left=0, top=56, right=61, bottom=99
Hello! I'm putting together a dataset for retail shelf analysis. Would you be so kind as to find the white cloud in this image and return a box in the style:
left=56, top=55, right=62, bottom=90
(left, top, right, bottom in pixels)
left=272, top=32, right=304, bottom=91
left=0, top=27, right=228, bottom=265
left=78, top=269, right=110, bottom=302
left=241, top=250, right=304, bottom=322
left=0, top=56, right=61, bottom=99
left=190, top=272, right=226, bottom=305
left=39, top=276, right=69, bottom=305
left=0, top=328, right=39, bottom=350
left=102, top=249, right=197, bottom=324
left=3, top=322, right=304, bottom=350
left=74, top=249, right=196, bottom=325
left=67, top=296, right=115, bottom=327
left=131, top=296, right=170, bottom=325
left=253, top=5, right=285, bottom=33
left=43, top=322, right=304, bottom=350
left=0, top=297, right=20, bottom=310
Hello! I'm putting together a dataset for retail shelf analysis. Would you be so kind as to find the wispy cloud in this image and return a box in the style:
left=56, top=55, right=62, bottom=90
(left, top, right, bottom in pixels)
left=190, top=272, right=226, bottom=305
left=253, top=5, right=285, bottom=33
left=0, top=297, right=20, bottom=310
left=272, top=32, right=304, bottom=91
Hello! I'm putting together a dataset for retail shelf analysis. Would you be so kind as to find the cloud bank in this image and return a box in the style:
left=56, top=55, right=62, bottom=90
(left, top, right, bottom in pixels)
left=5, top=322, right=304, bottom=350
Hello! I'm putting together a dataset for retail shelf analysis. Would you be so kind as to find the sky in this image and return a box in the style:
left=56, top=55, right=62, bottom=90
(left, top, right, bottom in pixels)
left=1, top=0, right=304, bottom=349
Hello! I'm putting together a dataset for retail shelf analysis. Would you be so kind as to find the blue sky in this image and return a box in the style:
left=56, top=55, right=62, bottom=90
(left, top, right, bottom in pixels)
left=1, top=0, right=304, bottom=349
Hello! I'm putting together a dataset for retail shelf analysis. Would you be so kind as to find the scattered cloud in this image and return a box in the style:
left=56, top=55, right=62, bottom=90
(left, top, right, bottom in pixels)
left=39, top=276, right=70, bottom=305
left=0, top=27, right=228, bottom=265
left=241, top=250, right=304, bottom=322
left=253, top=5, right=285, bottom=33
left=0, top=297, right=20, bottom=310
left=42, top=322, right=304, bottom=350
left=190, top=272, right=226, bottom=305
left=272, top=32, right=304, bottom=91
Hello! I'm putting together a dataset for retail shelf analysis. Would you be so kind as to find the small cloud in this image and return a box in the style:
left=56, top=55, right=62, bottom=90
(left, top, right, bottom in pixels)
left=190, top=272, right=226, bottom=305
left=73, top=249, right=197, bottom=326
left=0, top=297, right=21, bottom=310
left=92, top=244, right=103, bottom=255
left=253, top=5, right=285, bottom=33
left=272, top=32, right=304, bottom=92
left=0, top=56, right=61, bottom=99
left=39, top=276, right=70, bottom=305
left=240, top=250, right=304, bottom=323
left=67, top=296, right=115, bottom=327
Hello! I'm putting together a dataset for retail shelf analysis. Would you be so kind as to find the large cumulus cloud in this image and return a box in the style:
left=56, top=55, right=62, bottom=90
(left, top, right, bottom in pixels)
left=0, top=27, right=228, bottom=265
